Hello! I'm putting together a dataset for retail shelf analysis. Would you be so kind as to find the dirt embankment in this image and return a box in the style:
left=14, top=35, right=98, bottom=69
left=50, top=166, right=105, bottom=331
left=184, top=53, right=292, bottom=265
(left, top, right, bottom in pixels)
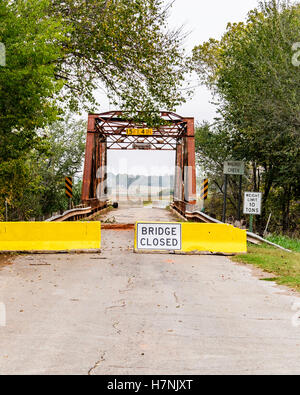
left=0, top=254, right=15, bottom=271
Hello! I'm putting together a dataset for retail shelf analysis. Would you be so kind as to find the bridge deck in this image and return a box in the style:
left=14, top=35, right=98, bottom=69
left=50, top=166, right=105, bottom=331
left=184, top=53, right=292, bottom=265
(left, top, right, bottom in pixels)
left=98, top=207, right=178, bottom=224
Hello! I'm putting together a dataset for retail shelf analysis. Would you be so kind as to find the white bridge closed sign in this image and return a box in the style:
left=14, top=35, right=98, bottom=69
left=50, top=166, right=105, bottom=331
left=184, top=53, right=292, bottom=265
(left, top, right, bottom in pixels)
left=243, top=192, right=262, bottom=215
left=136, top=223, right=182, bottom=251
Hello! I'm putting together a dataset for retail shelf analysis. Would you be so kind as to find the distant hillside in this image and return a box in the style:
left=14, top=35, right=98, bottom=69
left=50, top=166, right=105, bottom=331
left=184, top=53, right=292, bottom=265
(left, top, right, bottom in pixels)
left=107, top=173, right=175, bottom=188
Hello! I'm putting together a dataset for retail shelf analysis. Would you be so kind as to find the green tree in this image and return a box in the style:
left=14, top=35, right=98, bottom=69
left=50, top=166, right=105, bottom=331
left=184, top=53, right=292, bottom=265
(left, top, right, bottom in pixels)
left=1, top=0, right=187, bottom=156
left=0, top=0, right=188, bottom=220
left=32, top=116, right=87, bottom=217
left=0, top=0, right=69, bottom=220
left=195, top=122, right=252, bottom=221
left=50, top=0, right=188, bottom=116
left=0, top=115, right=86, bottom=221
left=0, top=0, right=68, bottom=162
left=0, top=158, right=44, bottom=220
left=192, top=0, right=300, bottom=233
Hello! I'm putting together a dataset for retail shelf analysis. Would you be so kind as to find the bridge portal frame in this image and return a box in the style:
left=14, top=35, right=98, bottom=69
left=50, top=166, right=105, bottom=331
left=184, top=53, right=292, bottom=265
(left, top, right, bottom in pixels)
left=81, top=111, right=196, bottom=214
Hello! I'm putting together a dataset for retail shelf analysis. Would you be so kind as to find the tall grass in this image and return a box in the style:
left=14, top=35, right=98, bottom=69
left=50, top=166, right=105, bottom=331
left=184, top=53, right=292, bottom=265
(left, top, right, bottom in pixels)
left=232, top=245, right=300, bottom=291
left=265, top=235, right=300, bottom=253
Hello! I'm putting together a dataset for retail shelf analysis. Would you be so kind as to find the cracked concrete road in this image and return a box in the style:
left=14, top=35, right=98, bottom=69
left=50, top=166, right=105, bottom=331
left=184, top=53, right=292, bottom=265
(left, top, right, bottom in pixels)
left=1, top=209, right=300, bottom=374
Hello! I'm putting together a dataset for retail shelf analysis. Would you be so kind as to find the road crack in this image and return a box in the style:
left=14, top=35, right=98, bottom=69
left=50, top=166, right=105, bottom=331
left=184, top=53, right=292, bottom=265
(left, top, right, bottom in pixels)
left=173, top=292, right=179, bottom=304
left=119, top=276, right=135, bottom=294
left=88, top=351, right=106, bottom=375
left=105, top=300, right=126, bottom=313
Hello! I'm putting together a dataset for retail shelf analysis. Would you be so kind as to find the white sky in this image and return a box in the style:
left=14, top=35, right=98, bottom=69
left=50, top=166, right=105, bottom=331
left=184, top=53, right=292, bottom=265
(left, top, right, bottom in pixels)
left=98, top=0, right=260, bottom=175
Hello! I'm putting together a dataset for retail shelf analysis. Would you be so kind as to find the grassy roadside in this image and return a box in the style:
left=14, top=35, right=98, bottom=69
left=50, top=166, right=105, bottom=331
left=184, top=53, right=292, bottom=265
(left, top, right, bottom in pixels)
left=265, top=235, right=300, bottom=253
left=232, top=237, right=300, bottom=292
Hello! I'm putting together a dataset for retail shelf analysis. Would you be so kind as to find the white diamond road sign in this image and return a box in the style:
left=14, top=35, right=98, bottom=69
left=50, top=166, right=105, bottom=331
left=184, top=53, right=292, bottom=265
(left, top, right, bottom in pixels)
left=243, top=192, right=262, bottom=215
left=224, top=161, right=245, bottom=175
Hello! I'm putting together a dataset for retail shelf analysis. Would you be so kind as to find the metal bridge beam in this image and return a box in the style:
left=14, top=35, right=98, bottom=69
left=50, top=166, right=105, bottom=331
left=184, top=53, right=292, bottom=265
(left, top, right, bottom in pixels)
left=81, top=112, right=197, bottom=215
left=183, top=117, right=197, bottom=208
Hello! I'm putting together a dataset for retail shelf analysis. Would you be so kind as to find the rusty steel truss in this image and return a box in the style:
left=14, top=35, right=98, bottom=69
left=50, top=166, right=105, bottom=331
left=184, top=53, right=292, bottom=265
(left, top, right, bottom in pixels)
left=81, top=111, right=197, bottom=214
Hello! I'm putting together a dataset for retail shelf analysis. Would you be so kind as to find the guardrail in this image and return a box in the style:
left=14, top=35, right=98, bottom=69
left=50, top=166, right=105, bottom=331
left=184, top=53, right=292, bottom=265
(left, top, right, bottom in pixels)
left=46, top=201, right=108, bottom=222
left=46, top=207, right=93, bottom=222
left=171, top=204, right=291, bottom=252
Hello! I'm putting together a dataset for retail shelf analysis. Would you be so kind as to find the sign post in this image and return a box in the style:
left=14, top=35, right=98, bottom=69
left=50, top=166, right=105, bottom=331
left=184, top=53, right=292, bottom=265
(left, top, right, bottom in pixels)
left=238, top=175, right=242, bottom=221
left=222, top=174, right=228, bottom=223
left=249, top=214, right=254, bottom=233
left=243, top=192, right=262, bottom=232
left=223, top=161, right=245, bottom=223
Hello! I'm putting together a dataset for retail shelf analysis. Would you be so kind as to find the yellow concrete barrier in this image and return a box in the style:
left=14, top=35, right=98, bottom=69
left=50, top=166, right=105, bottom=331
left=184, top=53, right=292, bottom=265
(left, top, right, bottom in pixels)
left=135, top=222, right=247, bottom=254
left=0, top=222, right=101, bottom=252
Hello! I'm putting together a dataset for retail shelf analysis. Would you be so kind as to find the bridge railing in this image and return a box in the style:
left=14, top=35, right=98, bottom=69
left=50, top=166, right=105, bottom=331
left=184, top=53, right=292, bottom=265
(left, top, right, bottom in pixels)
left=46, top=201, right=108, bottom=222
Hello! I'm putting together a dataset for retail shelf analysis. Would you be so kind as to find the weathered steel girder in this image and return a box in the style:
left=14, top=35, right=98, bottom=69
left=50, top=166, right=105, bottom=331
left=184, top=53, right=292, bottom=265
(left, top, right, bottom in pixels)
left=81, top=111, right=197, bottom=214
left=93, top=111, right=187, bottom=150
